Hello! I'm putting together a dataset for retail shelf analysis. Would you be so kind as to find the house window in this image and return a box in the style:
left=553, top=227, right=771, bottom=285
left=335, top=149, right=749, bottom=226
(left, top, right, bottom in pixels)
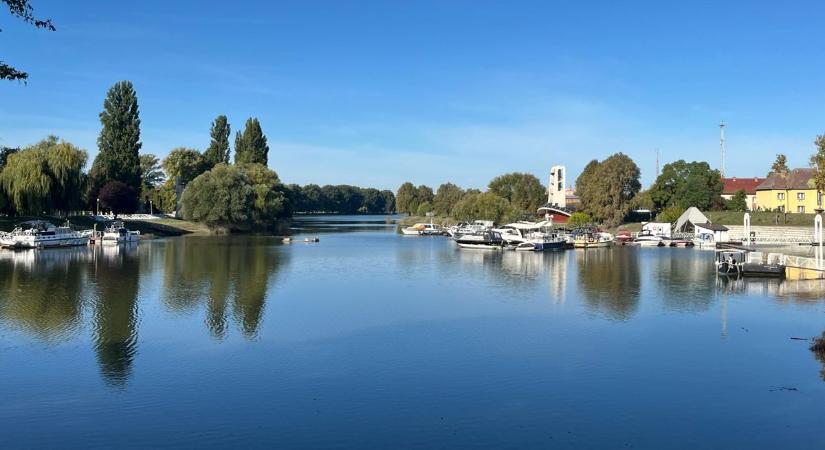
left=777, top=192, right=785, bottom=200
left=797, top=192, right=805, bottom=200
left=798, top=206, right=806, bottom=213
left=778, top=205, right=785, bottom=212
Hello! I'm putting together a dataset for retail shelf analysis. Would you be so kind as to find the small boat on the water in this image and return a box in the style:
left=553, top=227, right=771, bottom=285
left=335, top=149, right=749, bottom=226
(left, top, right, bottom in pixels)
left=402, top=222, right=443, bottom=236
left=715, top=249, right=785, bottom=277
left=633, top=231, right=665, bottom=247
left=455, top=230, right=504, bottom=250
left=100, top=221, right=140, bottom=244
left=0, top=220, right=89, bottom=249
left=447, top=220, right=493, bottom=238
left=573, top=231, right=614, bottom=249
left=616, top=230, right=633, bottom=245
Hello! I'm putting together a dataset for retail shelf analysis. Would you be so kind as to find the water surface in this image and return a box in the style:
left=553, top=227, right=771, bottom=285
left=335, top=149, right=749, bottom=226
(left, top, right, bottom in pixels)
left=2, top=215, right=825, bottom=449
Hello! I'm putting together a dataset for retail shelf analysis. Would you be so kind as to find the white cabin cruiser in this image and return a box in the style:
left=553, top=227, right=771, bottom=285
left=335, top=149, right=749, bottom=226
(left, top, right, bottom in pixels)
left=402, top=222, right=443, bottom=236
left=100, top=221, right=140, bottom=244
left=0, top=220, right=89, bottom=249
left=448, top=220, right=494, bottom=238
left=455, top=230, right=504, bottom=250
left=633, top=231, right=666, bottom=247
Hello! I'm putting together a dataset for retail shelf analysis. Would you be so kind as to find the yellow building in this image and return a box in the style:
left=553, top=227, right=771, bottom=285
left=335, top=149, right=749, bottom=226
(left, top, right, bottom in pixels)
left=754, top=168, right=821, bottom=213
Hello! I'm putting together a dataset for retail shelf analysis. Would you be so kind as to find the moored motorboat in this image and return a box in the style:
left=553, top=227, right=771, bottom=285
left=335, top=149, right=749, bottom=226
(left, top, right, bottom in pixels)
left=573, top=231, right=614, bottom=249
left=0, top=220, right=89, bottom=249
left=715, top=249, right=785, bottom=278
left=455, top=230, right=504, bottom=250
left=100, top=221, right=140, bottom=244
left=448, top=220, right=494, bottom=238
left=616, top=230, right=633, bottom=245
left=633, top=231, right=665, bottom=247
left=402, top=222, right=443, bottom=236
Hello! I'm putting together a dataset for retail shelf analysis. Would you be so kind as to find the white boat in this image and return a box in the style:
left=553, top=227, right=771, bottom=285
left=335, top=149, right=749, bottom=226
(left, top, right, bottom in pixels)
left=402, top=222, right=443, bottom=236
left=515, top=235, right=566, bottom=252
left=448, top=220, right=494, bottom=238
left=0, top=220, right=90, bottom=249
left=633, top=231, right=665, bottom=247
left=573, top=231, right=614, bottom=249
left=495, top=221, right=556, bottom=245
left=100, top=221, right=140, bottom=244
left=455, top=230, right=504, bottom=250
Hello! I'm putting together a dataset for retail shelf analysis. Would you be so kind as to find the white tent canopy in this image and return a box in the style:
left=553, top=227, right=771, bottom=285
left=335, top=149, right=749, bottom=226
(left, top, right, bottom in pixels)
left=674, top=207, right=710, bottom=233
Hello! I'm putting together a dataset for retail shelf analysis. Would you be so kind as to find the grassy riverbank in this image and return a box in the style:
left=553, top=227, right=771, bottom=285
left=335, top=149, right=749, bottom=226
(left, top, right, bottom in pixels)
left=396, top=215, right=459, bottom=227
left=0, top=215, right=210, bottom=237
left=701, top=210, right=817, bottom=226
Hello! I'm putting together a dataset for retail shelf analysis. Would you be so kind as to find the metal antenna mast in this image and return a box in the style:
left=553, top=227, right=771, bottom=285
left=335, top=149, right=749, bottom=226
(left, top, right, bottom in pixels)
left=655, top=148, right=660, bottom=178
left=719, top=120, right=726, bottom=177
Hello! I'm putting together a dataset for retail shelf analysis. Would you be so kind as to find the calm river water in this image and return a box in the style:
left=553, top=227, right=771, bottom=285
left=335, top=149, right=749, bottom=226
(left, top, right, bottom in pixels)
left=2, top=215, right=825, bottom=449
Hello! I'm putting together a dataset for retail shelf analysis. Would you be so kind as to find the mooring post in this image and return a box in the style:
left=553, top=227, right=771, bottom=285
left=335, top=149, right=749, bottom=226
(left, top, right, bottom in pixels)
left=815, top=214, right=823, bottom=270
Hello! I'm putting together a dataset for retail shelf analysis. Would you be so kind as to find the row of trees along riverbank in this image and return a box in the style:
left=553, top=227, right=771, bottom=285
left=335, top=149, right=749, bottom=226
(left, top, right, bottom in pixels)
left=0, top=80, right=395, bottom=232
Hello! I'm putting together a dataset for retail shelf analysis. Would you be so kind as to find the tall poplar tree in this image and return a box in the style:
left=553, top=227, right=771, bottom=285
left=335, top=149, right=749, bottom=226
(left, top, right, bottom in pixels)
left=233, top=131, right=244, bottom=163
left=203, top=115, right=231, bottom=168
left=234, top=117, right=269, bottom=165
left=90, top=81, right=142, bottom=196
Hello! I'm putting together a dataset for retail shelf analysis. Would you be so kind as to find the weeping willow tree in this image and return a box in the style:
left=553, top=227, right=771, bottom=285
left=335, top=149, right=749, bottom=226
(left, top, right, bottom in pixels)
left=0, top=136, right=87, bottom=216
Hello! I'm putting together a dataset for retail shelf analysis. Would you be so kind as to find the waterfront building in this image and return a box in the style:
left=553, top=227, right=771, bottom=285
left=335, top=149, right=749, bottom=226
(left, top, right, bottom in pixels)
left=538, top=165, right=573, bottom=224
left=754, top=168, right=820, bottom=213
left=721, top=177, right=765, bottom=210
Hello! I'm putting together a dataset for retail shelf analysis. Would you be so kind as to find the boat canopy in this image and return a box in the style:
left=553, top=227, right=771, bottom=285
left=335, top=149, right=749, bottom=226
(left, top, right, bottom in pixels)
left=501, top=220, right=553, bottom=230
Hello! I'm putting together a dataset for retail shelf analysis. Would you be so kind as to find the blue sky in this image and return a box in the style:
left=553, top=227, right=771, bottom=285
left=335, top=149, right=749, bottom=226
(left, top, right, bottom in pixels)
left=2, top=0, right=824, bottom=190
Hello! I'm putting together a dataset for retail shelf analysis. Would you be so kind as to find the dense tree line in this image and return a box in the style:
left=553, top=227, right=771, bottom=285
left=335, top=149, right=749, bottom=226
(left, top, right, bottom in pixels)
left=395, top=172, right=546, bottom=224
left=287, top=184, right=395, bottom=214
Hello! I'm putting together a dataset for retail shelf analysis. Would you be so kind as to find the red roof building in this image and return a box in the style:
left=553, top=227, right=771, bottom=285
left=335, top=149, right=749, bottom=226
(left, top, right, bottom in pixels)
left=722, top=177, right=765, bottom=195
left=721, top=176, right=766, bottom=211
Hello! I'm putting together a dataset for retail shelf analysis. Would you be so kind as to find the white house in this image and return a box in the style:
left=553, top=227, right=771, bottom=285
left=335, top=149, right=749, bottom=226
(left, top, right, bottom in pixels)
left=694, top=222, right=730, bottom=243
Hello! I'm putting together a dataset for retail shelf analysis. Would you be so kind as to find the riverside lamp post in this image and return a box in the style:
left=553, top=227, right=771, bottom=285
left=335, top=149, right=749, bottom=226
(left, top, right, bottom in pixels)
left=150, top=200, right=153, bottom=215
left=96, top=198, right=100, bottom=217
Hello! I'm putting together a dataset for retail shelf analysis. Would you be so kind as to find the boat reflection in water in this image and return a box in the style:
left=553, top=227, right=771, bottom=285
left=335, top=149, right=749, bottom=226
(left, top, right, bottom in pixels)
left=716, top=275, right=825, bottom=301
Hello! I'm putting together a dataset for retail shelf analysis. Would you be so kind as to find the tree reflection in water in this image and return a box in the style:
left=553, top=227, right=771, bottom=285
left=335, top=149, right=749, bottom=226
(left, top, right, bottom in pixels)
left=576, top=248, right=640, bottom=320
left=0, top=248, right=92, bottom=341
left=161, top=236, right=288, bottom=339
left=91, top=244, right=140, bottom=387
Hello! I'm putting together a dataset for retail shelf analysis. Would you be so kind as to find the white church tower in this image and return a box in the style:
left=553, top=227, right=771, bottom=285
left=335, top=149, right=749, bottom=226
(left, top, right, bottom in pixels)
left=548, top=165, right=566, bottom=208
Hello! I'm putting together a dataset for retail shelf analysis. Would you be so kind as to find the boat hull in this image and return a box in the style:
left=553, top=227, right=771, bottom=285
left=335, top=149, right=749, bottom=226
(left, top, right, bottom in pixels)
left=573, top=241, right=613, bottom=249
left=456, top=242, right=503, bottom=250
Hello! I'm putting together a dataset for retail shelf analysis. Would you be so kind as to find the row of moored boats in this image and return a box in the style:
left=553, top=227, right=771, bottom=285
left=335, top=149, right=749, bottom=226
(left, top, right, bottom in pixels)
left=403, top=220, right=615, bottom=251
left=0, top=220, right=139, bottom=250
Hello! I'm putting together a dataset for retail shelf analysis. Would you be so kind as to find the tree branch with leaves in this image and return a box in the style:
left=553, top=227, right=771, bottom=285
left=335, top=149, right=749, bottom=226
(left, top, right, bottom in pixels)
left=1, top=0, right=55, bottom=82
